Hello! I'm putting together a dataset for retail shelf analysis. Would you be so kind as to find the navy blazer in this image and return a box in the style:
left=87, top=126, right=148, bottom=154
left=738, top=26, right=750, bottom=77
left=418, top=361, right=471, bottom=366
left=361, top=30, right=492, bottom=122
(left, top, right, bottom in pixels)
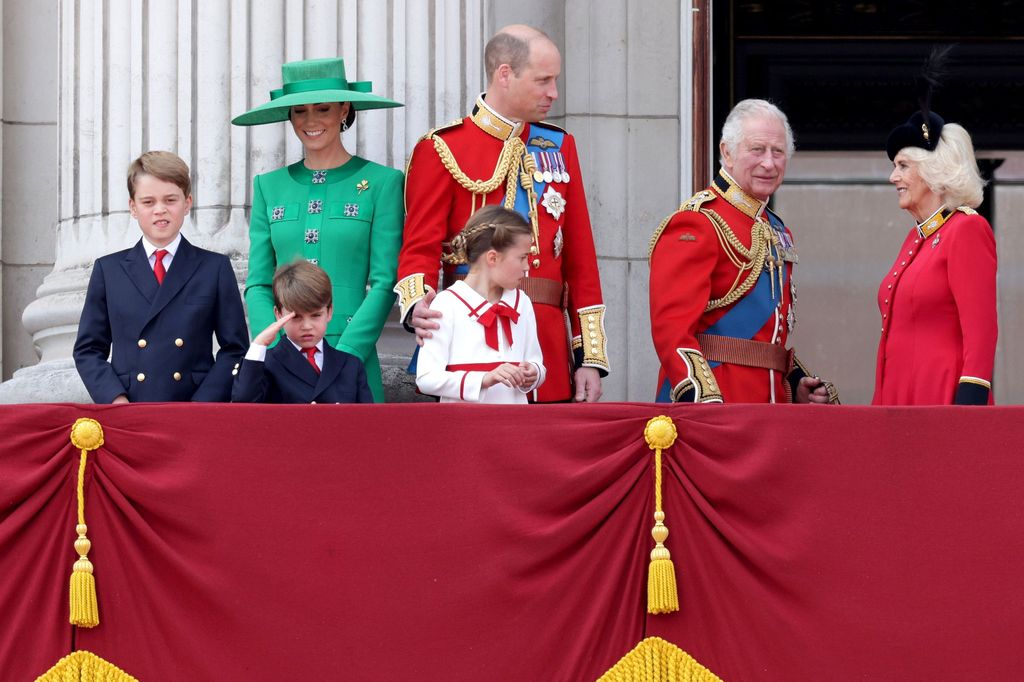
left=231, top=340, right=373, bottom=404
left=73, top=236, right=249, bottom=403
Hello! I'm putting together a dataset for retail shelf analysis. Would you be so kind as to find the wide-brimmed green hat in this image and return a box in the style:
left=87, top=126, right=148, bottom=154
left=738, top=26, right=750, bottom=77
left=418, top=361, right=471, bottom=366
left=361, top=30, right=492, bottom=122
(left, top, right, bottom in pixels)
left=232, top=57, right=402, bottom=126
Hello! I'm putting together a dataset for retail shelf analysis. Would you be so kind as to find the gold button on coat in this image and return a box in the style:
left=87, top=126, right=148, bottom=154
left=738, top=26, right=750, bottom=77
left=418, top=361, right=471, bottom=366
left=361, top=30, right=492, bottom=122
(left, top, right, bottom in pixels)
left=173, top=372, right=182, bottom=381
left=175, top=338, right=184, bottom=347
left=137, top=373, right=146, bottom=382
left=137, top=339, right=147, bottom=348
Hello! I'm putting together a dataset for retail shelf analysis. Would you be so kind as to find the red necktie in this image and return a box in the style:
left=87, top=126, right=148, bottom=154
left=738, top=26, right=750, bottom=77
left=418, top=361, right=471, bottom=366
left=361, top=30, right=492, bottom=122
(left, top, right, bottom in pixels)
left=476, top=302, right=519, bottom=350
left=304, top=347, right=321, bottom=374
left=153, top=249, right=168, bottom=285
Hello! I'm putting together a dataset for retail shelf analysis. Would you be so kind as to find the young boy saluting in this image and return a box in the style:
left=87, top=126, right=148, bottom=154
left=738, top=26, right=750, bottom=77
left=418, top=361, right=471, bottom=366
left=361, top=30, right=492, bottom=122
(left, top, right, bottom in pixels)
left=232, top=261, right=372, bottom=404
left=74, top=151, right=249, bottom=403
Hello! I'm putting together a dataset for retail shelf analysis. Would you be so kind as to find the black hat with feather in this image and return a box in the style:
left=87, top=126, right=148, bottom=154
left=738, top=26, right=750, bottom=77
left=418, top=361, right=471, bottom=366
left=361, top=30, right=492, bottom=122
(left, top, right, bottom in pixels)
left=886, top=46, right=954, bottom=161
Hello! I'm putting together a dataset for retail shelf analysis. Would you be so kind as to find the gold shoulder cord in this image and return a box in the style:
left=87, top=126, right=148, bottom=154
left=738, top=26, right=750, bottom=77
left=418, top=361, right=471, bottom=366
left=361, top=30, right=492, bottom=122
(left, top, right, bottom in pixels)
left=431, top=134, right=541, bottom=254
left=702, top=209, right=770, bottom=312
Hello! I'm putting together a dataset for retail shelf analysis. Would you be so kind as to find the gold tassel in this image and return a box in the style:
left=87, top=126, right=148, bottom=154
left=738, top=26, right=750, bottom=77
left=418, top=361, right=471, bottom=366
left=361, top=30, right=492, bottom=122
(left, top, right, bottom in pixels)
left=644, top=416, right=680, bottom=615
left=68, top=418, right=105, bottom=628
left=35, top=650, right=139, bottom=681
left=596, top=636, right=723, bottom=682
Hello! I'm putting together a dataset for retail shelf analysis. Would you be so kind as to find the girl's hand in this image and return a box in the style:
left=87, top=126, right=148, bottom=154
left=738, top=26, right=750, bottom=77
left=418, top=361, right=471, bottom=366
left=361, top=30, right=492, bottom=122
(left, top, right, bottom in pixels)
left=482, top=363, right=522, bottom=389
left=517, top=362, right=538, bottom=388
left=254, top=312, right=295, bottom=346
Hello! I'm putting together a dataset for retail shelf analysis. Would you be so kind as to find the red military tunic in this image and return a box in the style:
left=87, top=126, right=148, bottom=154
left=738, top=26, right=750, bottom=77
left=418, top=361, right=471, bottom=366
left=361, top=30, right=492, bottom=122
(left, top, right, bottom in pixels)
left=395, top=95, right=608, bottom=402
left=873, top=207, right=997, bottom=405
left=649, top=169, right=800, bottom=403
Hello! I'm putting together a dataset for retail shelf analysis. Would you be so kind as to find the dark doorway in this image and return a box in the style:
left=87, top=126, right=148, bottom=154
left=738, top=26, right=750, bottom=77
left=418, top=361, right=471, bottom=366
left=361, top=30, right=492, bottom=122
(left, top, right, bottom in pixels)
left=712, top=1, right=1024, bottom=153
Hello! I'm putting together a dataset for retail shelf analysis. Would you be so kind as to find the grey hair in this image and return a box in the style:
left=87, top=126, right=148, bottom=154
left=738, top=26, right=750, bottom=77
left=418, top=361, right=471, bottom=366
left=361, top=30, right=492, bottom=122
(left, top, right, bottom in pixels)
left=898, top=123, right=985, bottom=209
left=719, top=99, right=795, bottom=163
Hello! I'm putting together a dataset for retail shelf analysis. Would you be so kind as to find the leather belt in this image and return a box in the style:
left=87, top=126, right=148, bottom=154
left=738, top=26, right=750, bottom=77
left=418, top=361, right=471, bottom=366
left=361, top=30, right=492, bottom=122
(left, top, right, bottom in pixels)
left=446, top=274, right=565, bottom=308
left=696, top=333, right=792, bottom=372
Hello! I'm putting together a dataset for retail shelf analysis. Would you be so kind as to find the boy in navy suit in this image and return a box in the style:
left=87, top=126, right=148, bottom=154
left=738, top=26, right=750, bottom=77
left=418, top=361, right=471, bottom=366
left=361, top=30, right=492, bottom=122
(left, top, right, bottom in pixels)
left=232, top=261, right=372, bottom=403
left=74, top=151, right=248, bottom=403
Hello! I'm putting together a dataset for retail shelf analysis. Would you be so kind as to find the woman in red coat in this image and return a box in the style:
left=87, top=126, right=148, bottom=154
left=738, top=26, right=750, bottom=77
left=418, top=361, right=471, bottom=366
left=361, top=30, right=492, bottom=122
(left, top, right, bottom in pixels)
left=874, top=111, right=997, bottom=405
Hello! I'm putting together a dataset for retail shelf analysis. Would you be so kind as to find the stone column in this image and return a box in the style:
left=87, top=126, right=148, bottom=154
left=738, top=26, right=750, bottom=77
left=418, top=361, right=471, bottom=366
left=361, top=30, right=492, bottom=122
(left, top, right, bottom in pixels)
left=0, top=0, right=485, bottom=403
left=561, top=0, right=688, bottom=400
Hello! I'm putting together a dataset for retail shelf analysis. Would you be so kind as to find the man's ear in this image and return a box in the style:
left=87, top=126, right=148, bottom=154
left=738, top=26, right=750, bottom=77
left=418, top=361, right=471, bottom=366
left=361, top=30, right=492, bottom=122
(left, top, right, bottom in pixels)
left=719, top=140, right=733, bottom=172
left=129, top=198, right=137, bottom=218
left=495, top=63, right=513, bottom=88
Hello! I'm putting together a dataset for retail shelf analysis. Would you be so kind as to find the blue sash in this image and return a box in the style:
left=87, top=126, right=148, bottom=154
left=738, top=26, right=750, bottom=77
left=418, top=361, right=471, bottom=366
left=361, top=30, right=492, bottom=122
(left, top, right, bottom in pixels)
left=516, top=125, right=564, bottom=218
left=700, top=212, right=789, bottom=368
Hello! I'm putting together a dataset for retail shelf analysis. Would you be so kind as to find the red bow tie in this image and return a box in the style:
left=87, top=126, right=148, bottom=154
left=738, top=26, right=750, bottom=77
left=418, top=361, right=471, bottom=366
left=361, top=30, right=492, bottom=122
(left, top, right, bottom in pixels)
left=477, top=301, right=519, bottom=351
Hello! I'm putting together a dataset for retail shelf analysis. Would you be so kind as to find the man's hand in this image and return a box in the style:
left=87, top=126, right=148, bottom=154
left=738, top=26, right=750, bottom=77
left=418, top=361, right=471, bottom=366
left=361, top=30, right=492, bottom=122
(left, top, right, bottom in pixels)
left=483, top=363, right=524, bottom=389
left=796, top=376, right=831, bottom=404
left=411, top=290, right=443, bottom=346
left=254, top=312, right=295, bottom=346
left=112, top=395, right=129, bottom=404
left=573, top=367, right=603, bottom=403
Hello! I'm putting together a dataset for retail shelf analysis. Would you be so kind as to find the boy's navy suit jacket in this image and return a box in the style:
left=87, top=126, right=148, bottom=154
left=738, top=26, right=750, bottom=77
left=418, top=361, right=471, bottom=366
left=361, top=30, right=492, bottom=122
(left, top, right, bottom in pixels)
left=73, top=236, right=249, bottom=403
left=231, top=340, right=373, bottom=404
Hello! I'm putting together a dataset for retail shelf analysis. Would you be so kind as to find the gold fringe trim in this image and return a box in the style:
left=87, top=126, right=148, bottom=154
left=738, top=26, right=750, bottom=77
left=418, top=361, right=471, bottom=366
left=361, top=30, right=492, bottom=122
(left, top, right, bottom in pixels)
left=597, top=637, right=722, bottom=682
left=69, top=418, right=105, bottom=628
left=36, top=650, right=138, bottom=682
left=644, top=416, right=680, bottom=615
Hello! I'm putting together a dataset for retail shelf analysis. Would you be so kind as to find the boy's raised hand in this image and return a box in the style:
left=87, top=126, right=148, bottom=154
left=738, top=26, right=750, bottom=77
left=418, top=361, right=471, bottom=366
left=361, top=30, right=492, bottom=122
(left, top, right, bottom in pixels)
left=254, top=312, right=295, bottom=346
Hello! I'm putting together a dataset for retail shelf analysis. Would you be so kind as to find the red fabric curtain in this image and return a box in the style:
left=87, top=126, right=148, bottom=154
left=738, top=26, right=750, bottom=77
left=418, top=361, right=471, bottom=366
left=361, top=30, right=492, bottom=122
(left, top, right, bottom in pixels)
left=2, top=403, right=1022, bottom=681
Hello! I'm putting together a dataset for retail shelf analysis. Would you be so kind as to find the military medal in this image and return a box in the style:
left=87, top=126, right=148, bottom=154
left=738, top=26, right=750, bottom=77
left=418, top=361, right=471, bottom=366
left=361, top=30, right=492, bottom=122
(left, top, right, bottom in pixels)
left=541, top=185, right=566, bottom=220
left=551, top=152, right=563, bottom=183
left=556, top=152, right=569, bottom=183
left=553, top=226, right=564, bottom=258
left=542, top=152, right=553, bottom=184
left=532, top=153, right=544, bottom=184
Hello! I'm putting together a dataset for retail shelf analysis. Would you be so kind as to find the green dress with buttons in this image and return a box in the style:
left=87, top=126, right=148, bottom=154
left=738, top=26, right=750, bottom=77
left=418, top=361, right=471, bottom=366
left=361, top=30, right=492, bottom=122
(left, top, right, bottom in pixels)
left=245, top=157, right=404, bottom=402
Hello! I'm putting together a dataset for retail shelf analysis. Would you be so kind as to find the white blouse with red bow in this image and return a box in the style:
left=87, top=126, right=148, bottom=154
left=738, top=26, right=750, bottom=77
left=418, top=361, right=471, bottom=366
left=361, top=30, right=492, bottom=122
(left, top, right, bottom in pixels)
left=417, top=280, right=546, bottom=403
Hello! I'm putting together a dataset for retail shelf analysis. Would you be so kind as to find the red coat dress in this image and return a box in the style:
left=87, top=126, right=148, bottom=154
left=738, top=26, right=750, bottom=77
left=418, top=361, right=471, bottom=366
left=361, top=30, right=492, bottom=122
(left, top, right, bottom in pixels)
left=395, top=95, right=608, bottom=402
left=649, top=170, right=802, bottom=403
left=873, top=207, right=997, bottom=405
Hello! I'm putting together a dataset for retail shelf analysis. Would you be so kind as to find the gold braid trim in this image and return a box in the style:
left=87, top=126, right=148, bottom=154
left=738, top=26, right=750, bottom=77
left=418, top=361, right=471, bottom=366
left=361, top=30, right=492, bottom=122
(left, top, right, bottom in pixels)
left=647, top=190, right=715, bottom=261
left=597, top=637, right=723, bottom=682
left=702, top=208, right=770, bottom=312
left=36, top=651, right=139, bottom=682
left=432, top=133, right=521, bottom=196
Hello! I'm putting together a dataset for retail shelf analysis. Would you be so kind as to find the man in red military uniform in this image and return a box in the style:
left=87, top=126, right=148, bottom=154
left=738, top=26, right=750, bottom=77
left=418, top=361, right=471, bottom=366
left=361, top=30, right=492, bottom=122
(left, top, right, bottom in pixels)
left=395, top=24, right=608, bottom=403
left=649, top=99, right=836, bottom=404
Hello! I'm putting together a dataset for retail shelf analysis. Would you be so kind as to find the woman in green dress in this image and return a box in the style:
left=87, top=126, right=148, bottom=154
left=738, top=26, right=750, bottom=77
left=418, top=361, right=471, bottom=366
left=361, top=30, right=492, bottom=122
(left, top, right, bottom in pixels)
left=233, top=58, right=404, bottom=402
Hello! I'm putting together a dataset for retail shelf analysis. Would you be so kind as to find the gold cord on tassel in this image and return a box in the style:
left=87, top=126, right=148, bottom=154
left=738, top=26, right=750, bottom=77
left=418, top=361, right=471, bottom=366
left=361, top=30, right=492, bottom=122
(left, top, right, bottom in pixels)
left=68, top=418, right=104, bottom=627
left=644, top=416, right=680, bottom=615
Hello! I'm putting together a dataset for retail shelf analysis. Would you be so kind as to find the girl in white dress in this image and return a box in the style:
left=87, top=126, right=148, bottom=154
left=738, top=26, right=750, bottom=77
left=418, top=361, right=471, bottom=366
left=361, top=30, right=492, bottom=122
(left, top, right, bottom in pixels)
left=416, top=206, right=546, bottom=403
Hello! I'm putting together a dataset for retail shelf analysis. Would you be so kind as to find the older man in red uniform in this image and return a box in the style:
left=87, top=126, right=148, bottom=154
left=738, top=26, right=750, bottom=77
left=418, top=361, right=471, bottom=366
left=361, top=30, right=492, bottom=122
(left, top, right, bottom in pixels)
left=649, top=99, right=834, bottom=404
left=395, top=24, right=608, bottom=403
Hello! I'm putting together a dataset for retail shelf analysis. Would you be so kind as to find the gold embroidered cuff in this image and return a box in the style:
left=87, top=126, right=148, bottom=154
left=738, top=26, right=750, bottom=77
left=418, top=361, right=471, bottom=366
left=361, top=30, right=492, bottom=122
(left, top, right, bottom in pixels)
left=394, top=274, right=429, bottom=320
left=675, top=348, right=723, bottom=403
left=959, top=376, right=992, bottom=389
left=578, top=305, right=610, bottom=372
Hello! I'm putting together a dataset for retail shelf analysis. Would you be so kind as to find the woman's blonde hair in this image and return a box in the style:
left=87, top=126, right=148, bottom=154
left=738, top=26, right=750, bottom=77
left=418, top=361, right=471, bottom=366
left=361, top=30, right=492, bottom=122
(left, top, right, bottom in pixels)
left=899, top=123, right=985, bottom=209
